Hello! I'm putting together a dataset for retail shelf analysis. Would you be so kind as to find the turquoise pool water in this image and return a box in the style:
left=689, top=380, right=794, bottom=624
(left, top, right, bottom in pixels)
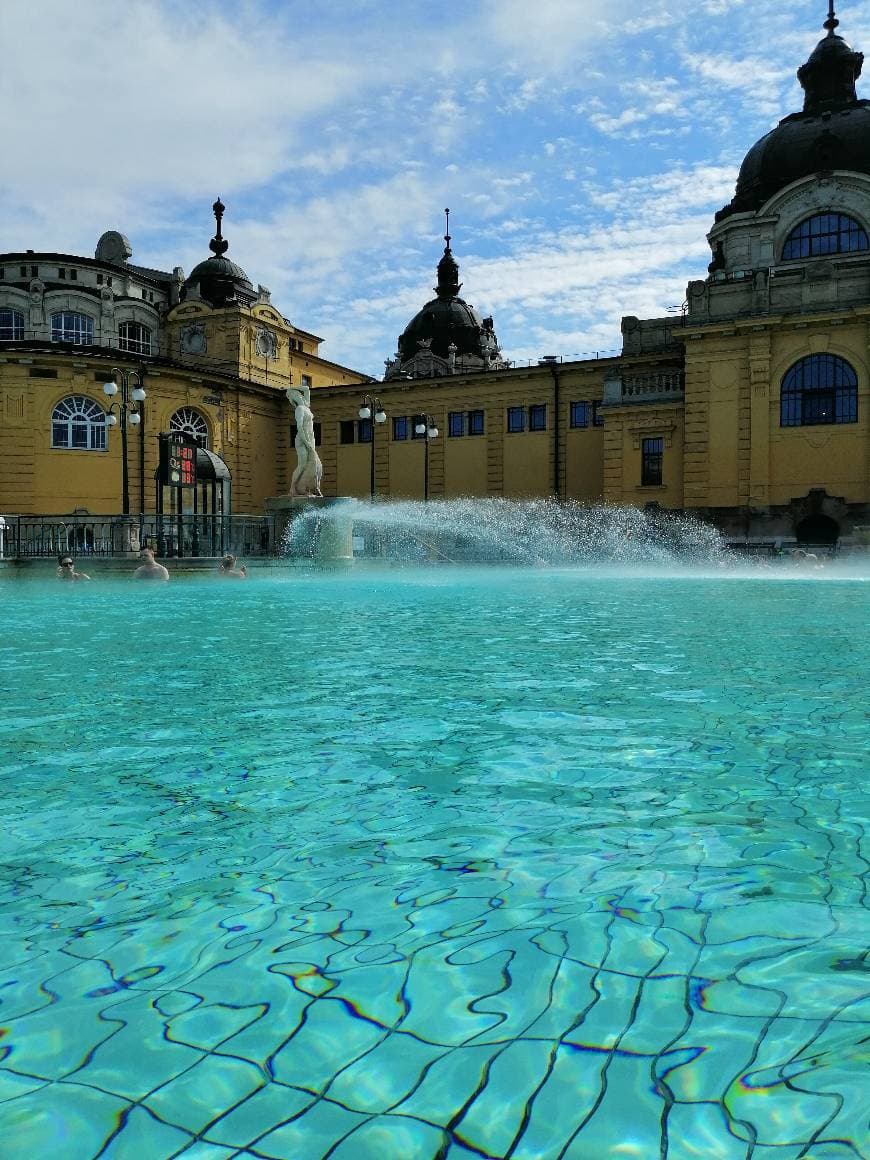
left=0, top=568, right=867, bottom=1159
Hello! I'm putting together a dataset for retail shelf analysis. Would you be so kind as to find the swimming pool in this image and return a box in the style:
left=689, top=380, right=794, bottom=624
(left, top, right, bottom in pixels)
left=0, top=568, right=866, bottom=1158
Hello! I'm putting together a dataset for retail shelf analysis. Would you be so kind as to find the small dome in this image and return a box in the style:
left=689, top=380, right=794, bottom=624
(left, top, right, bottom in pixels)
left=399, top=294, right=494, bottom=363
left=183, top=198, right=255, bottom=308
left=186, top=254, right=255, bottom=308
left=717, top=13, right=869, bottom=221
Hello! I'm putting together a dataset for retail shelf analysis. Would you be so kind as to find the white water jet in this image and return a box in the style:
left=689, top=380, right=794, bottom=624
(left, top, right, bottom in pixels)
left=284, top=498, right=727, bottom=566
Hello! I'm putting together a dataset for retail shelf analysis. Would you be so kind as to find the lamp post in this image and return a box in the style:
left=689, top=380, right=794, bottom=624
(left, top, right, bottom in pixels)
left=414, top=413, right=439, bottom=501
left=103, top=367, right=146, bottom=516
left=358, top=393, right=387, bottom=499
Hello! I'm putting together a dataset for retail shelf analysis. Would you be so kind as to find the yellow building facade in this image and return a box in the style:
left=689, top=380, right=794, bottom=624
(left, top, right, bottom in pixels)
left=0, top=205, right=367, bottom=524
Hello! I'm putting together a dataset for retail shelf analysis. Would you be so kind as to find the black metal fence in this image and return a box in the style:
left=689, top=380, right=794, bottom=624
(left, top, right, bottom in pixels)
left=0, top=514, right=277, bottom=560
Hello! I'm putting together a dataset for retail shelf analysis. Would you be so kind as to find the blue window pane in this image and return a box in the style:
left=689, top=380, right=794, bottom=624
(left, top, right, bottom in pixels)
left=782, top=213, right=869, bottom=261
left=570, top=401, right=589, bottom=428
left=448, top=411, right=465, bottom=437
left=780, top=354, right=858, bottom=427
left=507, top=407, right=525, bottom=433
left=393, top=416, right=408, bottom=441
left=468, top=410, right=484, bottom=435
left=529, top=404, right=547, bottom=431
left=358, top=418, right=372, bottom=443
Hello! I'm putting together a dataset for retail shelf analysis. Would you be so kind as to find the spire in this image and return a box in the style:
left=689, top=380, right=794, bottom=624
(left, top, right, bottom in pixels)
left=209, top=197, right=229, bottom=256
left=798, top=2, right=864, bottom=111
left=435, top=207, right=461, bottom=298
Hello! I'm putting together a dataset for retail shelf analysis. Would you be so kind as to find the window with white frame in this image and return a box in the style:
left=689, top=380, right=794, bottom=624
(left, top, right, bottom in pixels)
left=118, top=320, right=152, bottom=355
left=51, top=395, right=107, bottom=450
left=0, top=309, right=24, bottom=340
left=169, top=407, right=210, bottom=448
left=51, top=312, right=94, bottom=344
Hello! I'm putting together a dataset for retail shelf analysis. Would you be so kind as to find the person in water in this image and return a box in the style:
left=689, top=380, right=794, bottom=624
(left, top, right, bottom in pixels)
left=218, top=554, right=247, bottom=579
left=56, top=557, right=90, bottom=581
left=133, top=548, right=169, bottom=581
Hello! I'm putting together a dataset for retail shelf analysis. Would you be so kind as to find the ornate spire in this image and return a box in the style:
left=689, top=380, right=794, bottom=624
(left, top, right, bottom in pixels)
left=798, top=2, right=864, bottom=111
left=435, top=207, right=461, bottom=298
left=209, top=197, right=229, bottom=256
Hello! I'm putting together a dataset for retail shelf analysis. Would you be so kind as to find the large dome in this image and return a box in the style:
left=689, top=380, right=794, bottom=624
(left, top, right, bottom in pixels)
left=717, top=13, right=868, bottom=221
left=385, top=217, right=508, bottom=380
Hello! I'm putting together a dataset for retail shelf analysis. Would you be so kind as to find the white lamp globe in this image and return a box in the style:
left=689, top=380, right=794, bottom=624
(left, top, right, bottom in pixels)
left=374, top=408, right=387, bottom=424
left=427, top=426, right=438, bottom=439
left=131, top=386, right=146, bottom=402
left=358, top=405, right=371, bottom=420
left=106, top=413, right=118, bottom=426
left=128, top=412, right=141, bottom=426
left=414, top=421, right=426, bottom=435
left=103, top=381, right=118, bottom=397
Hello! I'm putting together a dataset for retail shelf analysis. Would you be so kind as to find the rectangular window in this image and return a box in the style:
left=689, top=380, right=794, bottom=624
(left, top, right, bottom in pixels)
left=19, top=265, right=27, bottom=276
left=29, top=368, right=58, bottom=378
left=641, top=437, right=664, bottom=486
left=570, top=401, right=589, bottom=428
left=339, top=420, right=355, bottom=444
left=298, top=343, right=304, bottom=353
left=0, top=269, right=4, bottom=279
left=301, top=374, right=312, bottom=388
left=507, top=406, right=525, bottom=433
left=592, top=401, right=605, bottom=427
left=393, top=416, right=408, bottom=440
left=468, top=409, right=484, bottom=435
left=58, top=268, right=66, bottom=279
left=30, top=265, right=37, bottom=277
left=529, top=404, right=547, bottom=431
left=96, top=273, right=103, bottom=285
left=358, top=417, right=373, bottom=443
left=106, top=276, right=112, bottom=286
left=448, top=411, right=465, bottom=437
left=411, top=416, right=426, bottom=440
left=70, top=269, right=77, bottom=281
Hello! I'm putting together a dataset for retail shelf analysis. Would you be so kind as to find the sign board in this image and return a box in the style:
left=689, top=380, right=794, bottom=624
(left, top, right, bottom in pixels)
left=159, top=433, right=197, bottom=488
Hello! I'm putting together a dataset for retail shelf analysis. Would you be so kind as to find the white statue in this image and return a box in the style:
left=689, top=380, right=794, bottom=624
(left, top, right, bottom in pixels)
left=287, top=384, right=323, bottom=497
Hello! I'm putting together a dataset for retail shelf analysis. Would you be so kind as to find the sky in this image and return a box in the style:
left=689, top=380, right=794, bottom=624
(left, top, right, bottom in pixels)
left=3, top=0, right=870, bottom=376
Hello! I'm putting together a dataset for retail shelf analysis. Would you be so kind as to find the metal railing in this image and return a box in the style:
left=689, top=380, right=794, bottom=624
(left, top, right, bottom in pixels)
left=0, top=514, right=277, bottom=560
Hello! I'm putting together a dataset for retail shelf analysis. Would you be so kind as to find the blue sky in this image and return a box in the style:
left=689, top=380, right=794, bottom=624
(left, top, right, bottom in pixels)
left=2, top=0, right=869, bottom=376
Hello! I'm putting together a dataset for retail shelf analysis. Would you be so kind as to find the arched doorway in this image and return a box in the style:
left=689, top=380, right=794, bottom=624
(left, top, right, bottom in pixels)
left=795, top=513, right=839, bottom=545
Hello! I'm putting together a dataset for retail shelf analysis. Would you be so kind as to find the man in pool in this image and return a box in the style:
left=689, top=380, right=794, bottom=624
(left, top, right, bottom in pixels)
left=56, top=557, right=90, bottom=581
left=133, top=548, right=169, bottom=581
left=217, top=554, right=247, bottom=579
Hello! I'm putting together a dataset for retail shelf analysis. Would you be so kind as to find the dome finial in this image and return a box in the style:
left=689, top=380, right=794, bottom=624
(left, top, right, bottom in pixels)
left=444, top=207, right=451, bottom=251
left=210, top=197, right=229, bottom=256
left=824, top=0, right=839, bottom=35
left=435, top=209, right=461, bottom=297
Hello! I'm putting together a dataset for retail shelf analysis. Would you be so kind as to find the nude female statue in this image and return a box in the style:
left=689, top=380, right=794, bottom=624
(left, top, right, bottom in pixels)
left=286, top=384, right=323, bottom=497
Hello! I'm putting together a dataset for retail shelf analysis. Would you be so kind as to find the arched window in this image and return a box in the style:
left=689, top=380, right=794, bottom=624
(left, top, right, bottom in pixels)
left=782, top=213, right=869, bottom=260
left=170, top=407, right=209, bottom=448
left=51, top=396, right=107, bottom=450
left=51, top=312, right=94, bottom=345
left=780, top=354, right=858, bottom=427
left=118, top=320, right=152, bottom=355
left=0, top=309, right=24, bottom=340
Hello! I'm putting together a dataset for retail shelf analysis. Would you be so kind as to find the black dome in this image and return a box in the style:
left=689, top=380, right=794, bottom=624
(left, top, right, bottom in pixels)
left=718, top=18, right=868, bottom=221
left=186, top=254, right=255, bottom=308
left=399, top=294, right=492, bottom=362
left=183, top=198, right=256, bottom=307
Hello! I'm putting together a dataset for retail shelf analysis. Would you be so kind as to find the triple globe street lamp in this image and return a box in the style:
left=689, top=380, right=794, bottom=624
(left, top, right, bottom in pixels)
left=359, top=393, right=386, bottom=499
left=415, top=413, right=439, bottom=501
left=103, top=367, right=146, bottom=516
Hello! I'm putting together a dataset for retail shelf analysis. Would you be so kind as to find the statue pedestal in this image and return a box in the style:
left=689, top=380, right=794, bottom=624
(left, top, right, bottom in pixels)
left=265, top=496, right=355, bottom=563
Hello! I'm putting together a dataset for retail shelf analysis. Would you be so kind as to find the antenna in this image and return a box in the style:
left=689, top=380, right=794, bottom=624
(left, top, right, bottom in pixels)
left=210, top=198, right=228, bottom=256
left=824, top=0, right=839, bottom=34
